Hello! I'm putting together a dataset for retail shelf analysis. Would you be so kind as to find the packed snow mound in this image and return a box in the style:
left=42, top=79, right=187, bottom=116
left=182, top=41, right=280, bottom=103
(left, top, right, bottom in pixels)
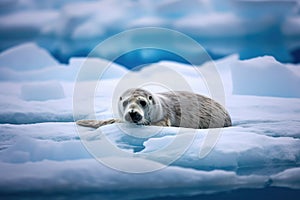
left=0, top=43, right=59, bottom=70
left=0, top=43, right=128, bottom=81
left=271, top=168, right=300, bottom=189
left=0, top=81, right=113, bottom=124
left=231, top=56, right=300, bottom=98
left=21, top=81, right=65, bottom=101
left=69, top=57, right=128, bottom=81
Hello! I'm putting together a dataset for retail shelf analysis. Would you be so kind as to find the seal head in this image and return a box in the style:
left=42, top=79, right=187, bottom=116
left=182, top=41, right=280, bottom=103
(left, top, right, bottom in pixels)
left=118, top=88, right=159, bottom=125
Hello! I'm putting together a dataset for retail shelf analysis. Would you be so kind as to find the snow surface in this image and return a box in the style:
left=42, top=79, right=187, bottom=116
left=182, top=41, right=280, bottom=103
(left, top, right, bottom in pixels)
left=21, top=81, right=65, bottom=101
left=0, top=44, right=299, bottom=198
left=0, top=44, right=128, bottom=82
left=231, top=56, right=300, bottom=98
left=0, top=43, right=59, bottom=70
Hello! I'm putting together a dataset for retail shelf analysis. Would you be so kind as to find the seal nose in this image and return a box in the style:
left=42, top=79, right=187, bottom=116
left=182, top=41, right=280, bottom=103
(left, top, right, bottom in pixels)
left=129, top=110, right=142, bottom=123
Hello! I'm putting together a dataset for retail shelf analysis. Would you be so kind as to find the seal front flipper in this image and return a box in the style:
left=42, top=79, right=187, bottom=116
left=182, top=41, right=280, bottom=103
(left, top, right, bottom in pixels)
left=151, top=118, right=171, bottom=127
left=76, top=119, right=122, bottom=128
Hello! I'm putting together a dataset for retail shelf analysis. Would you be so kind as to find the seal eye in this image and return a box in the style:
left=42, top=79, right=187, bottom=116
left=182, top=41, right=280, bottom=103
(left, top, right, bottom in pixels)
left=148, top=96, right=152, bottom=100
left=120, top=97, right=122, bottom=101
left=122, top=100, right=128, bottom=107
left=139, top=100, right=147, bottom=107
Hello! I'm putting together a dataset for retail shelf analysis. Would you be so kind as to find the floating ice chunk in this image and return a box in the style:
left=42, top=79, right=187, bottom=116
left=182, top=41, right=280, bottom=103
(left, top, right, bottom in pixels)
left=0, top=43, right=59, bottom=70
left=63, top=0, right=127, bottom=39
left=128, top=17, right=166, bottom=28
left=231, top=0, right=297, bottom=19
left=0, top=56, right=128, bottom=81
left=271, top=167, right=300, bottom=189
left=0, top=10, right=59, bottom=32
left=231, top=56, right=300, bottom=98
left=0, top=81, right=114, bottom=124
left=157, top=0, right=211, bottom=17
left=141, top=128, right=300, bottom=174
left=72, top=21, right=105, bottom=39
left=282, top=17, right=300, bottom=37
left=69, top=57, right=128, bottom=80
left=0, top=159, right=267, bottom=195
left=0, top=65, right=74, bottom=81
left=174, top=13, right=245, bottom=37
left=0, top=136, right=91, bottom=163
left=21, top=81, right=65, bottom=101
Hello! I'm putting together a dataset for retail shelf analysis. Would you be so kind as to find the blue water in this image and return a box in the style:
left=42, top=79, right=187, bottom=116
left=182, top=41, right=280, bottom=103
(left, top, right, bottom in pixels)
left=113, top=49, right=192, bottom=69
left=1, top=187, right=299, bottom=200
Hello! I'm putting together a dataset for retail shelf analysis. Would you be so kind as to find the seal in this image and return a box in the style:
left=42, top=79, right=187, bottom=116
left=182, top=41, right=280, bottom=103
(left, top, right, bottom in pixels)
left=76, top=88, right=232, bottom=129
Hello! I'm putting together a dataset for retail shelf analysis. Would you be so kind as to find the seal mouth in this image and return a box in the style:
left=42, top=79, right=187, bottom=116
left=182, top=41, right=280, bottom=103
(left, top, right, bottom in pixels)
left=129, top=111, right=142, bottom=123
left=125, top=111, right=143, bottom=124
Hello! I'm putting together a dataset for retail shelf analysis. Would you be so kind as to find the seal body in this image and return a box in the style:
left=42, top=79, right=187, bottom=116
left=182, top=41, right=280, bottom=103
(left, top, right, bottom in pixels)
left=76, top=88, right=232, bottom=129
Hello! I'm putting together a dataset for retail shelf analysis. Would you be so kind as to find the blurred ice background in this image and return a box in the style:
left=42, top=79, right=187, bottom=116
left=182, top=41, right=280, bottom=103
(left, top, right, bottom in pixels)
left=1, top=0, right=300, bottom=67
left=0, top=0, right=300, bottom=199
